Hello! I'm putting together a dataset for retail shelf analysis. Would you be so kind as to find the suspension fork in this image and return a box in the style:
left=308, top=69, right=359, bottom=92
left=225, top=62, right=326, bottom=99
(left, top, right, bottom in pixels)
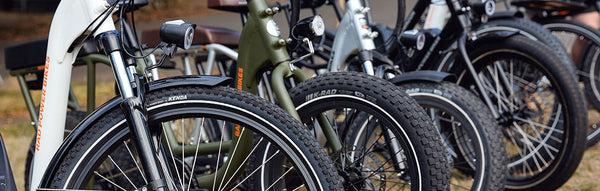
left=97, top=31, right=171, bottom=191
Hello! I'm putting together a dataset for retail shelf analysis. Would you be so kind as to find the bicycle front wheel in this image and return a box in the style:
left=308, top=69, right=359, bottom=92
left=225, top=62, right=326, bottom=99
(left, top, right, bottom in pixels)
left=288, top=72, right=450, bottom=190
left=41, top=85, right=343, bottom=191
left=397, top=81, right=507, bottom=191
left=456, top=35, right=587, bottom=190
left=540, top=19, right=600, bottom=147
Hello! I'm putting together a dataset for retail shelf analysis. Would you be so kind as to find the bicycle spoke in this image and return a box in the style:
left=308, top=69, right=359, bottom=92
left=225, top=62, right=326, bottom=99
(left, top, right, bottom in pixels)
left=163, top=122, right=183, bottom=188
left=222, top=137, right=265, bottom=190
left=212, top=120, right=227, bottom=191
left=181, top=119, right=185, bottom=191
left=94, top=171, right=127, bottom=191
left=231, top=149, right=281, bottom=189
left=292, top=184, right=307, bottom=191
left=107, top=155, right=138, bottom=189
left=186, top=118, right=205, bottom=191
left=124, top=141, right=148, bottom=184
left=217, top=127, right=247, bottom=190
left=265, top=166, right=295, bottom=191
left=349, top=147, right=408, bottom=188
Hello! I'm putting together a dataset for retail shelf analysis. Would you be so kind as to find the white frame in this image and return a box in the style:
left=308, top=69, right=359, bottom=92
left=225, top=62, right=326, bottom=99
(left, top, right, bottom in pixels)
left=31, top=0, right=116, bottom=190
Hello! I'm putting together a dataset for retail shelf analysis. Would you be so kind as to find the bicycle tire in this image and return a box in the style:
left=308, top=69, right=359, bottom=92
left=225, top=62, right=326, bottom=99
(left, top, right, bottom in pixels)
left=396, top=81, right=507, bottom=191
left=283, top=72, right=450, bottom=190
left=41, top=85, right=343, bottom=190
left=475, top=17, right=577, bottom=76
left=24, top=110, right=87, bottom=190
left=539, top=18, right=600, bottom=147
left=454, top=35, right=587, bottom=191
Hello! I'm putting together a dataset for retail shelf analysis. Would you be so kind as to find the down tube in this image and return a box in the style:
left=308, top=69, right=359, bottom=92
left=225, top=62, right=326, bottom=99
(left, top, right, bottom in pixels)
left=32, top=0, right=116, bottom=190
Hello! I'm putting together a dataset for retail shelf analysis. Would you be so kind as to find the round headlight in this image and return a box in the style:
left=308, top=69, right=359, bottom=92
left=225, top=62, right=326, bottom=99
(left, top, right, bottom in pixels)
left=311, top=15, right=325, bottom=36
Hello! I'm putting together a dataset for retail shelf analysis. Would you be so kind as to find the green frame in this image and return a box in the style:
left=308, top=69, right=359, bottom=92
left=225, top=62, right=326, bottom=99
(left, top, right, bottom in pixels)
left=11, top=1, right=344, bottom=187
left=10, top=54, right=110, bottom=128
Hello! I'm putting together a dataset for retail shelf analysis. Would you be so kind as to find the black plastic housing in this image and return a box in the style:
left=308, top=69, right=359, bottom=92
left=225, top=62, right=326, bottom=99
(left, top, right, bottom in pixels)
left=159, top=21, right=197, bottom=49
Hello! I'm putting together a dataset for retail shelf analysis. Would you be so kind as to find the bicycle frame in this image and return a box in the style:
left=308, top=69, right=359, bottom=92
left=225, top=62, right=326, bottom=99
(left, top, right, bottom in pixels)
left=32, top=0, right=173, bottom=190
left=327, top=0, right=377, bottom=76
left=399, top=0, right=504, bottom=117
left=235, top=0, right=344, bottom=152
left=31, top=0, right=118, bottom=189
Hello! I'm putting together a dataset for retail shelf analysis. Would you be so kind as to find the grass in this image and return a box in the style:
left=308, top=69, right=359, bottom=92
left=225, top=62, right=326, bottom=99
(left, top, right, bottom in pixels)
left=0, top=77, right=116, bottom=191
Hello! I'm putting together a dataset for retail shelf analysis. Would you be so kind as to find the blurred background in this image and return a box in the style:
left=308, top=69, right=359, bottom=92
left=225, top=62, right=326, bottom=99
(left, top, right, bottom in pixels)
left=1, top=0, right=599, bottom=190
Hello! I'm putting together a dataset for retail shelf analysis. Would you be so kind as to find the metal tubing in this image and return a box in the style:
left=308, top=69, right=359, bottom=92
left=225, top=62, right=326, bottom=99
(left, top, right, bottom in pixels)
left=67, top=87, right=80, bottom=111
left=16, top=75, right=38, bottom=125
left=205, top=50, right=216, bottom=75
left=109, top=51, right=135, bottom=99
left=290, top=68, right=342, bottom=152
left=183, top=54, right=193, bottom=75
left=160, top=122, right=231, bottom=156
left=271, top=63, right=301, bottom=120
left=121, top=98, right=167, bottom=191
left=457, top=34, right=500, bottom=117
left=85, top=58, right=96, bottom=113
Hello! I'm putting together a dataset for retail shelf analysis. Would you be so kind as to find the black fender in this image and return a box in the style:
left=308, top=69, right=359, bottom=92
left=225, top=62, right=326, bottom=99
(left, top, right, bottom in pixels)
left=390, top=71, right=456, bottom=85
left=471, top=30, right=519, bottom=47
left=488, top=11, right=523, bottom=20
left=434, top=30, right=519, bottom=76
left=39, top=75, right=231, bottom=187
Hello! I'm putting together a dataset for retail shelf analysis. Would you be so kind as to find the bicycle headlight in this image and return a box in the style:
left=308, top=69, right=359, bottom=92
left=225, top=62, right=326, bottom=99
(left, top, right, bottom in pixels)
left=160, top=20, right=196, bottom=49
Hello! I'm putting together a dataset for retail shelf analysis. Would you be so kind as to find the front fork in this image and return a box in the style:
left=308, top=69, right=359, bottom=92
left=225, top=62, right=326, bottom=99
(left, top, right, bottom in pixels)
left=455, top=33, right=501, bottom=118
left=98, top=31, right=172, bottom=191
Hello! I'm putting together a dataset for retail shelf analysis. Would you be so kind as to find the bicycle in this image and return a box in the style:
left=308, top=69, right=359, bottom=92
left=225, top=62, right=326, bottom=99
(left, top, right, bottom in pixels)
left=9, top=0, right=453, bottom=190
left=5, top=0, right=347, bottom=190
left=273, top=0, right=508, bottom=190
left=333, top=0, right=588, bottom=190
left=160, top=0, right=508, bottom=190
left=143, top=0, right=452, bottom=189
left=488, top=0, right=600, bottom=147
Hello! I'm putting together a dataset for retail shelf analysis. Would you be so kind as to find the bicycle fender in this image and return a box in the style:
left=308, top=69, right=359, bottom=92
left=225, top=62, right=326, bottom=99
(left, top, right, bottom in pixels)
left=389, top=71, right=456, bottom=85
left=472, top=30, right=520, bottom=46
left=489, top=11, right=523, bottom=20
left=39, top=75, right=231, bottom=187
left=148, top=75, right=232, bottom=91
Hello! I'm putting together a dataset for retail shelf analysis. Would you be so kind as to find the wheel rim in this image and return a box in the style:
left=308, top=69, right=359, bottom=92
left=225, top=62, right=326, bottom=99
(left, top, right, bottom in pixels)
left=411, top=93, right=486, bottom=191
left=458, top=49, right=566, bottom=183
left=294, top=95, right=422, bottom=190
left=60, top=100, right=324, bottom=191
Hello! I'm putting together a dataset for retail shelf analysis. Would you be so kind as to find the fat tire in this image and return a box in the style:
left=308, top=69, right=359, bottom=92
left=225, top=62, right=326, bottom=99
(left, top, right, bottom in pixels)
left=459, top=35, right=587, bottom=191
left=42, top=85, right=343, bottom=190
left=289, top=72, right=451, bottom=190
left=396, top=81, right=507, bottom=191
left=476, top=17, right=577, bottom=77
left=539, top=19, right=600, bottom=147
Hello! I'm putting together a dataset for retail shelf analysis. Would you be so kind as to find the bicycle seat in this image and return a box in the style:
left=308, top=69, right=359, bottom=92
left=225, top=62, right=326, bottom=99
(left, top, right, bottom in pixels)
left=207, top=0, right=249, bottom=13
left=141, top=25, right=240, bottom=48
left=4, top=38, right=100, bottom=71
